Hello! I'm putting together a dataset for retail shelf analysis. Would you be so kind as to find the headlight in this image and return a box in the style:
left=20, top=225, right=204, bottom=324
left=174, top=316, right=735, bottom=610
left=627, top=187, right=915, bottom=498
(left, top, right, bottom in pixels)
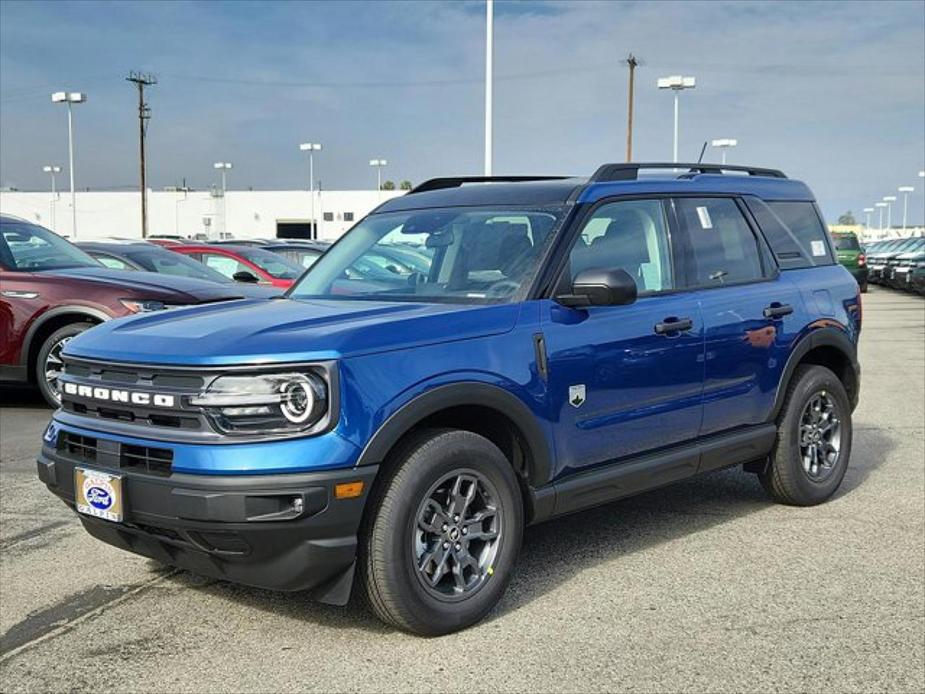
left=190, top=370, right=329, bottom=435
left=120, top=299, right=167, bottom=313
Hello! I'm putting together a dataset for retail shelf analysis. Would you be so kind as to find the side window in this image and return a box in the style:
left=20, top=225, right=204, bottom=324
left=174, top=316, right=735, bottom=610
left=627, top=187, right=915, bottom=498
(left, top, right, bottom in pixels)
left=765, top=202, right=834, bottom=266
left=92, top=253, right=133, bottom=271
left=201, top=253, right=251, bottom=279
left=567, top=199, right=674, bottom=294
left=675, top=198, right=765, bottom=286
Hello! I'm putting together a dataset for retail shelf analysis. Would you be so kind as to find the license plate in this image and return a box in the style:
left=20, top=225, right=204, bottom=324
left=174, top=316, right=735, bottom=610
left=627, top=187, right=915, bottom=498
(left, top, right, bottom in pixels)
left=75, top=467, right=124, bottom=523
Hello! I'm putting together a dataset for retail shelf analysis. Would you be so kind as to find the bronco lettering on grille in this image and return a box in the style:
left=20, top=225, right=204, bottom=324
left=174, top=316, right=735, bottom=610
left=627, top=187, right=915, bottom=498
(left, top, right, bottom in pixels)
left=63, top=382, right=176, bottom=408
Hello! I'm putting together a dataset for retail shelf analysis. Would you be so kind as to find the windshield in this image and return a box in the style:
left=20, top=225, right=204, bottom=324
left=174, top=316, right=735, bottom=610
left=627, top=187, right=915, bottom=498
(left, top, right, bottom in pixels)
left=0, top=220, right=100, bottom=271
left=289, top=207, right=563, bottom=304
left=237, top=248, right=303, bottom=279
left=833, top=235, right=860, bottom=251
left=128, top=249, right=232, bottom=283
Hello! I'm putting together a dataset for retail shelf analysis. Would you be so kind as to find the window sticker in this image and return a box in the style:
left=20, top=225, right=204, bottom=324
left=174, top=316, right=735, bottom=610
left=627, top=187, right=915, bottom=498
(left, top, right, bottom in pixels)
left=810, top=240, right=826, bottom=257
left=696, top=206, right=713, bottom=230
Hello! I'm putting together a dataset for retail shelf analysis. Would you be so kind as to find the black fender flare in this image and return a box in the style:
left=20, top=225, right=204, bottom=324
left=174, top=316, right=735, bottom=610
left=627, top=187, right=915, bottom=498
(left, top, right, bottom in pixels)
left=770, top=326, right=859, bottom=420
left=20, top=305, right=110, bottom=370
left=355, top=381, right=553, bottom=487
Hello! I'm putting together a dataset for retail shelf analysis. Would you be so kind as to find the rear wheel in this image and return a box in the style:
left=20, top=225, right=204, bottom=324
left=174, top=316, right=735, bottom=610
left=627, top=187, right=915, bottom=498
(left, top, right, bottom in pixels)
left=360, top=429, right=523, bottom=636
left=859, top=280, right=868, bottom=294
left=36, top=323, right=91, bottom=407
left=760, top=365, right=852, bottom=506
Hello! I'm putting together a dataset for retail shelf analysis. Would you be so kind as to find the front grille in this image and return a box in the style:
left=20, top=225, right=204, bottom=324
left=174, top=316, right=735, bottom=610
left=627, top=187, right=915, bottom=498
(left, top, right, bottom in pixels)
left=58, top=431, right=173, bottom=477
left=121, top=444, right=173, bottom=476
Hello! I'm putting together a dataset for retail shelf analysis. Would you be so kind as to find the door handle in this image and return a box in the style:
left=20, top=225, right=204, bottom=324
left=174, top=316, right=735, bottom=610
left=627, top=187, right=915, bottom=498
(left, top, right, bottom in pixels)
left=763, top=303, right=793, bottom=319
left=654, top=317, right=694, bottom=335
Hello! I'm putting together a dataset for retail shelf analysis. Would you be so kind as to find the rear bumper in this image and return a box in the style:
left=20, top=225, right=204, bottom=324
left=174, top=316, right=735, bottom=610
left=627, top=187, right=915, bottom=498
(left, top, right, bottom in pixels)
left=37, top=446, right=377, bottom=600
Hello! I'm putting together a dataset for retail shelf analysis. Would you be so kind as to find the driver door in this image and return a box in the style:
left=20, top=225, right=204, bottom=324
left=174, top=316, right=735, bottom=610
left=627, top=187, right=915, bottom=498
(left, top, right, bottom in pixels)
left=541, top=198, right=705, bottom=476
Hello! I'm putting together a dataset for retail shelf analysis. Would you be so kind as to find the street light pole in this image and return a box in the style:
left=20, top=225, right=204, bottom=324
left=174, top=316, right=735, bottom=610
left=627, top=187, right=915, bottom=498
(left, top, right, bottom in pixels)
left=883, top=195, right=897, bottom=235
left=213, top=162, right=232, bottom=238
left=711, top=138, right=737, bottom=165
left=300, top=143, right=322, bottom=238
left=862, top=207, right=874, bottom=236
left=875, top=202, right=887, bottom=235
left=484, top=0, right=493, bottom=175
left=657, top=76, right=696, bottom=163
left=43, top=165, right=61, bottom=230
left=52, top=91, right=86, bottom=237
left=369, top=159, right=388, bottom=199
left=898, top=186, right=914, bottom=232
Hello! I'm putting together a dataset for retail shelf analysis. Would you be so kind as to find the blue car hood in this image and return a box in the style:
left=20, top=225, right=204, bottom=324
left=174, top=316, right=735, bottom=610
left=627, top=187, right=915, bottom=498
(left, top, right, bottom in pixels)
left=65, top=298, right=521, bottom=366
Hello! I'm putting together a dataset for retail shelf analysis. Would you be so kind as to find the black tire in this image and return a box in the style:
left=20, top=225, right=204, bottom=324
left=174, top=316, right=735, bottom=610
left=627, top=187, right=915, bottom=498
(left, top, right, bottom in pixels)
left=760, top=364, right=852, bottom=506
left=359, top=429, right=523, bottom=636
left=859, top=280, right=868, bottom=294
left=35, top=323, right=91, bottom=408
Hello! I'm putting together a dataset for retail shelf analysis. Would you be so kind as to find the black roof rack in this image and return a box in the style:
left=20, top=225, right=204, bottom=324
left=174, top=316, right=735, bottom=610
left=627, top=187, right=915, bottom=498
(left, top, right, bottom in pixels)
left=408, top=175, right=572, bottom=194
left=590, top=162, right=787, bottom=182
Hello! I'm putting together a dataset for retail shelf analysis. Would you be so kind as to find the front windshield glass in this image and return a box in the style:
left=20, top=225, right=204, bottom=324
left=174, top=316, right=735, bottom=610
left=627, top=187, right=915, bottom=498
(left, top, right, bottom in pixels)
left=0, top=220, right=100, bottom=271
left=237, top=248, right=303, bottom=279
left=129, top=249, right=232, bottom=283
left=289, top=207, right=563, bottom=304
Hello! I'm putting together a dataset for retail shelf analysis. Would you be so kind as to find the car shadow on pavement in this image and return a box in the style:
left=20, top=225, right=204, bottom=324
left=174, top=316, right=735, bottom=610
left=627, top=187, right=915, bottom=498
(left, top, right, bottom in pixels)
left=0, top=386, right=48, bottom=408
left=157, top=427, right=894, bottom=635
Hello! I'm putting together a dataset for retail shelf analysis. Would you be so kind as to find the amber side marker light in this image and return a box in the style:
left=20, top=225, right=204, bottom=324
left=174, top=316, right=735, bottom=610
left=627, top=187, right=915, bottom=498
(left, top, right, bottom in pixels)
left=334, top=481, right=364, bottom=499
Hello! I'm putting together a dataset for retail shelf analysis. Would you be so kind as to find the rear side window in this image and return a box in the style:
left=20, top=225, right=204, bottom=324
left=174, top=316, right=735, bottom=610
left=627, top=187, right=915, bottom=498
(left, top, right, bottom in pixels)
left=674, top=198, right=765, bottom=287
left=745, top=198, right=834, bottom=268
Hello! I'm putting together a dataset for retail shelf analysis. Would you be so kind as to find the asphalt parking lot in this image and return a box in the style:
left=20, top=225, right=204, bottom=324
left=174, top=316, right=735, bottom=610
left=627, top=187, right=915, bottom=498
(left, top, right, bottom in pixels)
left=1, top=287, right=922, bottom=693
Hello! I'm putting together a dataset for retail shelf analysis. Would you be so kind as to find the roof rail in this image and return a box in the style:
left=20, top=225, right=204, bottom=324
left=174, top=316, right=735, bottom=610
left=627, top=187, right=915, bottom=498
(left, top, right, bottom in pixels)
left=408, top=175, right=572, bottom=194
left=590, top=162, right=787, bottom=182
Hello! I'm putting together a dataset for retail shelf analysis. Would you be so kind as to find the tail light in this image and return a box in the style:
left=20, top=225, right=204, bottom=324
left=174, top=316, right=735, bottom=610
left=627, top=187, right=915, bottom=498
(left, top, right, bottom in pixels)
left=857, top=253, right=866, bottom=267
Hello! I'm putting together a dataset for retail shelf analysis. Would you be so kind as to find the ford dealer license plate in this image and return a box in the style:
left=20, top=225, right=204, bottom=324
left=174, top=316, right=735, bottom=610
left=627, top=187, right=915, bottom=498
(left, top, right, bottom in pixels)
left=75, top=467, right=124, bottom=523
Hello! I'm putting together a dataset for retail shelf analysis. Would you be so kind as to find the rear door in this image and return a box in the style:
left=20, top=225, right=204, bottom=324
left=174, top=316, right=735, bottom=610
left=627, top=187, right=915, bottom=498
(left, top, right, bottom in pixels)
left=673, top=197, right=801, bottom=436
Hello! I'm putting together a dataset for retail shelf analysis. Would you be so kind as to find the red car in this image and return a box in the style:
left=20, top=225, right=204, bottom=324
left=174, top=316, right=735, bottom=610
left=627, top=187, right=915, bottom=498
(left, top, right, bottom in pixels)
left=169, top=244, right=303, bottom=289
left=0, top=216, right=251, bottom=406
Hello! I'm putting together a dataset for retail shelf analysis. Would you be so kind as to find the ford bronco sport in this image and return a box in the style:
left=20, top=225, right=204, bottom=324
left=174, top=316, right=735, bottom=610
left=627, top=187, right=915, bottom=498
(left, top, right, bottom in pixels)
left=37, top=163, right=861, bottom=635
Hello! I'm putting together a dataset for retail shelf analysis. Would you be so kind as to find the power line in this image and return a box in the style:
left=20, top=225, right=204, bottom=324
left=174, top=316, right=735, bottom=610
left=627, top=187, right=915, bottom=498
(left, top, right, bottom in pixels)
left=125, top=71, right=157, bottom=238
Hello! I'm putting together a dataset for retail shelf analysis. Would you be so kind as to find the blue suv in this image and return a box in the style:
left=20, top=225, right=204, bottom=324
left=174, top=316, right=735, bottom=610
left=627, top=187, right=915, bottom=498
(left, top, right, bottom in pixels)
left=38, top=163, right=861, bottom=635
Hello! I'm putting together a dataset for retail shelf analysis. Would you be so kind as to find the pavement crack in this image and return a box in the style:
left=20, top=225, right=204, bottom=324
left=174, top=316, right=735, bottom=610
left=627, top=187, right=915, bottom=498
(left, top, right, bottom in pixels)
left=0, top=568, right=179, bottom=661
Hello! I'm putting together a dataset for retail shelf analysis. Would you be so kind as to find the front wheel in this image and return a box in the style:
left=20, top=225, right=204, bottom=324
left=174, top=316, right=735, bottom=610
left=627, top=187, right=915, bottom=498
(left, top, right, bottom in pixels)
left=36, top=323, right=92, bottom=408
left=360, top=429, right=523, bottom=636
left=760, top=365, right=852, bottom=506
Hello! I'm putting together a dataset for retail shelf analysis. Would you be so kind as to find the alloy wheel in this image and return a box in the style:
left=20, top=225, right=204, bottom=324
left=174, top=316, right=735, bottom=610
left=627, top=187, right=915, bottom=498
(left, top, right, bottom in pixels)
left=799, top=390, right=842, bottom=481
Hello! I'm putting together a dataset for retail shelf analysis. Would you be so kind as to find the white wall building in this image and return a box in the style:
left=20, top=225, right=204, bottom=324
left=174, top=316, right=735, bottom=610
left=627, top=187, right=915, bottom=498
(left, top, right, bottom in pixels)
left=0, top=189, right=406, bottom=242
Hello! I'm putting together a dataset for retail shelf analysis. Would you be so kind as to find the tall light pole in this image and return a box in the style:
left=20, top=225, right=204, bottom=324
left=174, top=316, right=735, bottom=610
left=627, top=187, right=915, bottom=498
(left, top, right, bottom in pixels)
left=657, top=75, right=696, bottom=163
left=875, top=202, right=887, bottom=235
left=51, top=91, right=86, bottom=238
left=898, top=186, right=914, bottom=232
left=711, top=138, right=737, bottom=165
left=42, top=165, right=61, bottom=230
left=213, top=162, right=232, bottom=238
left=484, top=0, right=493, bottom=175
left=299, top=143, right=322, bottom=238
left=369, top=159, right=388, bottom=199
left=862, top=207, right=874, bottom=235
left=882, top=195, right=897, bottom=234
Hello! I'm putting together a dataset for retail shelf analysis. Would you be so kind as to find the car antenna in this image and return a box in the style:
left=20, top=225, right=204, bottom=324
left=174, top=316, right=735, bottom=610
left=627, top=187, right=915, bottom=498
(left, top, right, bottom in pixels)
left=697, top=141, right=708, bottom=164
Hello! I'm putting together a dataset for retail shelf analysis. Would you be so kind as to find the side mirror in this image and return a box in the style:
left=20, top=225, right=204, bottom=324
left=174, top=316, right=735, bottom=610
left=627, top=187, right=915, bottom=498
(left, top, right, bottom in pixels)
left=232, top=270, right=260, bottom=283
left=557, top=268, right=637, bottom=307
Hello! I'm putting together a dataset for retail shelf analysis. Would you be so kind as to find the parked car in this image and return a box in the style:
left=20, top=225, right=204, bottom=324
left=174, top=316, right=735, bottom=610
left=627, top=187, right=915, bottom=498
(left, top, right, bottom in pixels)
left=168, top=244, right=303, bottom=288
left=38, top=163, right=861, bottom=635
left=76, top=241, right=281, bottom=298
left=885, top=238, right=925, bottom=290
left=210, top=238, right=273, bottom=247
left=260, top=242, right=330, bottom=270
left=147, top=238, right=185, bottom=247
left=831, top=231, right=868, bottom=292
left=867, top=237, right=919, bottom=283
left=0, top=216, right=256, bottom=406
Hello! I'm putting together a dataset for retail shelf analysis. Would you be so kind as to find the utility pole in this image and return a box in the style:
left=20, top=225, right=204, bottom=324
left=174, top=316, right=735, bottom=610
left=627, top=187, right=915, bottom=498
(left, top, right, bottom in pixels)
left=624, top=54, right=640, bottom=162
left=126, top=72, right=157, bottom=238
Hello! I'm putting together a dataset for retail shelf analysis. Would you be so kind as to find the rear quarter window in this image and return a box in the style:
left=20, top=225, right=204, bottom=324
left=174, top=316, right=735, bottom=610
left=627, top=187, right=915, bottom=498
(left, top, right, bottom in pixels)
left=744, top=199, right=834, bottom=269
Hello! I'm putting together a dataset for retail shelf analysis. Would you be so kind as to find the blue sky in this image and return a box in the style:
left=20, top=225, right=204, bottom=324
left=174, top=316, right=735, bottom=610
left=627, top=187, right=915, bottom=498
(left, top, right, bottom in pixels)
left=1, top=0, right=923, bottom=222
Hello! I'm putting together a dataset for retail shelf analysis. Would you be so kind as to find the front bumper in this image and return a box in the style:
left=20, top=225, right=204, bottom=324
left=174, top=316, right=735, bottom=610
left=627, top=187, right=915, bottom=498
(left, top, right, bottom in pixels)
left=38, top=444, right=378, bottom=601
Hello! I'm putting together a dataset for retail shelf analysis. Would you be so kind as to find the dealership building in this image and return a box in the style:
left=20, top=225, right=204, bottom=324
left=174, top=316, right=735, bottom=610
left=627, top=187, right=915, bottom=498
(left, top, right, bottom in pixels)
left=0, top=188, right=405, bottom=242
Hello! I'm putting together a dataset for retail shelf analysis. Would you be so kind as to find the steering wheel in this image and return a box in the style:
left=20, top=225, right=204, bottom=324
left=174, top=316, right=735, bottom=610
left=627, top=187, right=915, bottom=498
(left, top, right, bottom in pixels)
left=486, top=280, right=520, bottom=298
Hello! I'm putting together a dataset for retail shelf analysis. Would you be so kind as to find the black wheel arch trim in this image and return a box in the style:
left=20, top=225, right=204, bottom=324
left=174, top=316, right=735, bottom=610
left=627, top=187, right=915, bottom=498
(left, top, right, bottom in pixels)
left=20, top=305, right=110, bottom=369
left=770, top=326, right=859, bottom=420
left=355, top=382, right=553, bottom=488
